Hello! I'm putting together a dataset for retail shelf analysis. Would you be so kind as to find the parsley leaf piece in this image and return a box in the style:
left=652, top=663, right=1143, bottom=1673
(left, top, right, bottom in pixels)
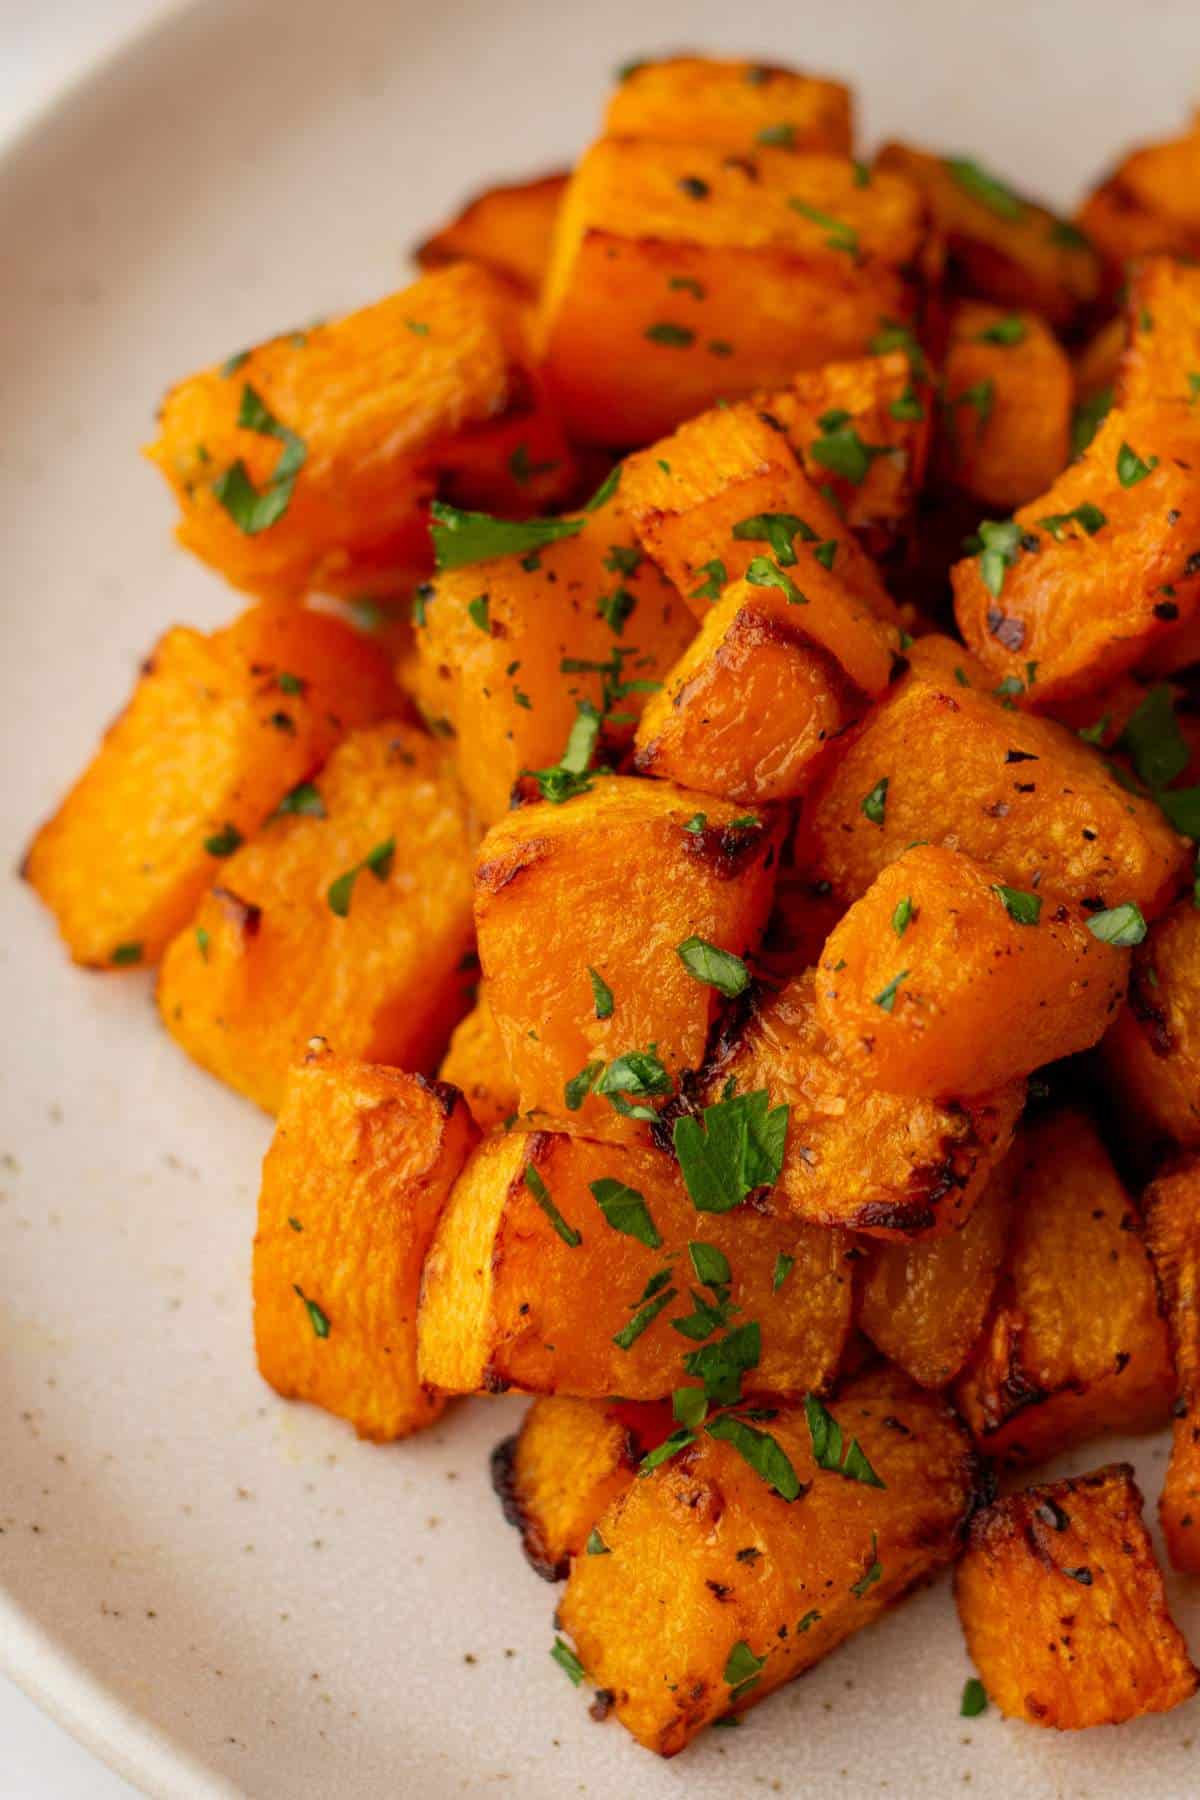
left=804, top=1392, right=886, bottom=1487
left=524, top=1162, right=582, bottom=1247
left=1037, top=502, right=1106, bottom=540
left=861, top=777, right=889, bottom=824
left=673, top=1387, right=709, bottom=1429
left=870, top=319, right=927, bottom=378
left=772, top=1252, right=794, bottom=1292
left=945, top=156, right=1026, bottom=221
left=430, top=501, right=584, bottom=571
left=787, top=197, right=859, bottom=256
left=671, top=1285, right=734, bottom=1341
left=731, top=511, right=816, bottom=567
left=992, top=884, right=1042, bottom=925
left=507, top=443, right=558, bottom=485
left=604, top=543, right=644, bottom=576
left=850, top=1533, right=883, bottom=1597
left=195, top=925, right=210, bottom=961
left=220, top=349, right=250, bottom=377
left=590, top=1177, right=661, bottom=1248
left=797, top=1609, right=822, bottom=1632
left=594, top=1050, right=673, bottom=1123
left=274, top=780, right=325, bottom=819
left=744, top=554, right=807, bottom=604
left=1121, top=684, right=1189, bottom=790
left=467, top=593, right=490, bottom=632
left=688, top=1241, right=731, bottom=1288
left=758, top=122, right=796, bottom=147
left=808, top=421, right=889, bottom=485
left=676, top=935, right=750, bottom=997
left=564, top=1061, right=604, bottom=1111
left=1071, top=386, right=1112, bottom=458
left=891, top=895, right=913, bottom=937
left=706, top=1415, right=803, bottom=1500
left=975, top=518, right=1022, bottom=598
left=977, top=315, right=1027, bottom=346
left=597, top=586, right=636, bottom=634
left=961, top=1677, right=988, bottom=1717
left=683, top=1321, right=761, bottom=1406
left=957, top=377, right=995, bottom=431
left=293, top=1285, right=330, bottom=1338
left=638, top=1425, right=695, bottom=1474
left=204, top=822, right=243, bottom=857
left=645, top=322, right=695, bottom=347
left=110, top=941, right=143, bottom=966
left=724, top=1639, right=767, bottom=1704
left=1159, top=785, right=1200, bottom=839
left=1086, top=903, right=1147, bottom=947
left=326, top=837, right=394, bottom=916
left=551, top=1638, right=584, bottom=1684
left=890, top=384, right=924, bottom=421
left=585, top=1527, right=610, bottom=1556
left=689, top=558, right=727, bottom=601
left=1116, top=441, right=1158, bottom=487
left=873, top=969, right=910, bottom=1012
left=673, top=1089, right=790, bottom=1213
left=524, top=701, right=601, bottom=805
left=588, top=966, right=614, bottom=1019
left=213, top=384, right=308, bottom=534
left=668, top=275, right=705, bottom=298
left=683, top=812, right=707, bottom=834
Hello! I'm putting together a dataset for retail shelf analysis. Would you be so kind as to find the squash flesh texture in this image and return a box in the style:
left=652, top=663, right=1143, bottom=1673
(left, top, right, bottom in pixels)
left=602, top=57, right=852, bottom=156
left=796, top=635, right=1188, bottom=918
left=1102, top=900, right=1200, bottom=1151
left=952, top=401, right=1200, bottom=704
left=954, top=1110, right=1174, bottom=1463
left=24, top=606, right=398, bottom=968
left=1118, top=257, right=1200, bottom=407
left=253, top=1047, right=476, bottom=1440
left=816, top=844, right=1128, bottom=1099
left=1143, top=1158, right=1200, bottom=1572
left=622, top=401, right=896, bottom=622
left=157, top=721, right=475, bottom=1113
left=934, top=301, right=1073, bottom=510
left=475, top=778, right=781, bottom=1145
left=146, top=263, right=573, bottom=601
left=559, top=1365, right=979, bottom=1755
left=705, top=969, right=1023, bottom=1239
left=1076, top=122, right=1200, bottom=294
left=875, top=141, right=1100, bottom=327
left=417, top=1129, right=853, bottom=1399
left=438, top=991, right=518, bottom=1134
left=858, top=1148, right=1016, bottom=1386
left=410, top=492, right=694, bottom=825
left=538, top=141, right=930, bottom=445
left=955, top=1464, right=1197, bottom=1727
left=415, top=173, right=568, bottom=295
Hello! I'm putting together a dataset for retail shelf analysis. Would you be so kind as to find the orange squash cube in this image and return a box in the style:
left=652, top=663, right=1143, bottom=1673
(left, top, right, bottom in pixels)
left=415, top=172, right=568, bottom=296
left=1118, top=256, right=1200, bottom=407
left=437, top=990, right=518, bottom=1134
left=1102, top=900, right=1200, bottom=1153
left=24, top=606, right=398, bottom=969
left=602, top=56, right=852, bottom=156
left=1076, top=114, right=1200, bottom=295
left=157, top=721, right=475, bottom=1113
left=1143, top=1158, right=1200, bottom=1572
left=934, top=302, right=1073, bottom=509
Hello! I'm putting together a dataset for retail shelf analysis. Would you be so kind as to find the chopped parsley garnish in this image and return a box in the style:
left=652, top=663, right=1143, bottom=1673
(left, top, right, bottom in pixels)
left=524, top=701, right=600, bottom=804
left=638, top=1426, right=696, bottom=1474
left=861, top=777, right=888, bottom=824
left=204, top=822, right=243, bottom=857
left=1122, top=684, right=1190, bottom=790
left=220, top=349, right=250, bottom=377
left=1086, top=903, right=1147, bottom=947
left=758, top=122, right=796, bottom=147
left=809, top=418, right=889, bottom=485
left=706, top=1415, right=803, bottom=1501
left=683, top=1322, right=761, bottom=1407
left=731, top=511, right=816, bottom=566
left=594, top=1048, right=673, bottom=1120
left=961, top=1677, right=988, bottom=1717
left=585, top=1527, right=610, bottom=1556
left=724, top=1639, right=767, bottom=1703
left=744, top=554, right=807, bottom=604
left=1037, top=503, right=1106, bottom=540
left=213, top=384, right=308, bottom=534
left=1159, top=787, right=1200, bottom=839
left=524, top=1163, right=582, bottom=1247
left=274, top=780, right=326, bottom=818
left=293, top=1285, right=330, bottom=1338
left=788, top=197, right=859, bottom=257
left=195, top=926, right=210, bottom=961
left=973, top=518, right=1022, bottom=598
left=1071, top=386, right=1112, bottom=458
left=772, top=1252, right=794, bottom=1292
left=430, top=502, right=584, bottom=570
left=873, top=969, right=909, bottom=1012
left=645, top=322, right=695, bottom=347
left=508, top=443, right=558, bottom=484
left=797, top=1609, right=822, bottom=1632
left=590, top=1177, right=661, bottom=1248
left=604, top=543, right=644, bottom=576
left=564, top=1061, right=604, bottom=1110
left=688, top=1241, right=731, bottom=1287
left=673, top=1089, right=789, bottom=1213
left=683, top=812, right=707, bottom=834
left=675, top=935, right=750, bottom=997
left=891, top=895, right=913, bottom=937
left=804, top=1393, right=885, bottom=1486
left=111, top=942, right=143, bottom=966
left=467, top=593, right=490, bottom=632
left=850, top=1533, right=883, bottom=1597
left=890, top=384, right=924, bottom=421
left=673, top=1387, right=708, bottom=1429
left=944, top=156, right=1026, bottom=221
left=690, top=558, right=727, bottom=601
left=1116, top=441, right=1158, bottom=487
left=277, top=670, right=305, bottom=694
left=993, top=884, right=1042, bottom=925
left=551, top=1638, right=585, bottom=1684
left=870, top=319, right=927, bottom=378
left=955, top=377, right=995, bottom=432
left=597, top=585, right=636, bottom=634
left=588, top=966, right=614, bottom=1018
left=327, top=837, right=394, bottom=916
left=977, top=315, right=1027, bottom=346
left=668, top=275, right=706, bottom=298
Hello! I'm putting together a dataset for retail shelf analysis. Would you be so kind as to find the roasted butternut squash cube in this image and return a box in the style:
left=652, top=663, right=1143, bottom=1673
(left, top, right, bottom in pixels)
left=1076, top=114, right=1200, bottom=295
left=438, top=990, right=518, bottom=1134
left=954, top=1110, right=1173, bottom=1462
left=955, top=1464, right=1197, bottom=1727
left=1102, top=901, right=1200, bottom=1152
left=1118, top=256, right=1200, bottom=407
left=858, top=1147, right=1016, bottom=1386
left=146, top=264, right=573, bottom=602
left=1144, top=1158, right=1200, bottom=1572
left=952, top=401, right=1200, bottom=704
left=410, top=490, right=694, bottom=824
left=538, top=140, right=930, bottom=445
left=418, top=1129, right=853, bottom=1399
left=558, top=1365, right=981, bottom=1755
left=621, top=401, right=895, bottom=623
left=252, top=1045, right=475, bottom=1439
left=475, top=777, right=781, bottom=1144
left=492, top=1396, right=672, bottom=1579
left=631, top=567, right=897, bottom=804
left=24, top=607, right=398, bottom=969
left=415, top=172, right=568, bottom=296
left=816, top=845, right=1129, bottom=1099
left=705, top=969, right=1023, bottom=1239
left=603, top=56, right=852, bottom=156
left=875, top=141, right=1100, bottom=328
left=157, top=721, right=475, bottom=1113
left=796, top=636, right=1190, bottom=917
left=934, top=302, right=1073, bottom=510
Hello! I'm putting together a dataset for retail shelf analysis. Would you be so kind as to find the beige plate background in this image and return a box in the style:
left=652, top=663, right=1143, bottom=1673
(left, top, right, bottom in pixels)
left=2, top=1, right=1200, bottom=1793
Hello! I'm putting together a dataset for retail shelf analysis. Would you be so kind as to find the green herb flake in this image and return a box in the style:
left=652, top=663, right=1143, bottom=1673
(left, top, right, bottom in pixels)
left=787, top=197, right=859, bottom=257
left=945, top=156, right=1026, bottom=221
left=673, top=1089, right=789, bottom=1213
left=804, top=1392, right=886, bottom=1487
left=992, top=884, right=1042, bottom=925
left=891, top=895, right=913, bottom=937
left=689, top=558, right=727, bottom=601
left=688, top=1242, right=732, bottom=1287
left=683, top=1321, right=761, bottom=1407
left=797, top=1609, right=822, bottom=1632
left=861, top=776, right=889, bottom=824
left=467, top=593, right=490, bottom=633
left=676, top=935, right=750, bottom=997
left=195, top=925, right=210, bottom=961
left=683, top=812, right=708, bottom=834
left=586, top=965, right=614, bottom=1020
left=961, top=1677, right=988, bottom=1717
left=276, top=670, right=305, bottom=694
left=1071, top=386, right=1112, bottom=458
left=1159, top=786, right=1200, bottom=839
left=293, top=1285, right=330, bottom=1338
left=204, top=822, right=243, bottom=857
left=668, top=275, right=706, bottom=298
left=705, top=1415, right=803, bottom=1501
left=405, top=318, right=430, bottom=336
left=220, top=349, right=250, bottom=377
left=1086, top=902, right=1147, bottom=947
left=638, top=1426, right=696, bottom=1474
left=744, top=554, right=807, bottom=605
left=1116, top=441, right=1158, bottom=487
left=551, top=1638, right=584, bottom=1684
left=524, top=1162, right=582, bottom=1248
left=758, top=122, right=796, bottom=147
left=772, top=1252, right=794, bottom=1292
left=977, top=315, right=1027, bottom=346
left=275, top=780, right=326, bottom=818
left=110, top=941, right=142, bottom=966
left=645, top=321, right=695, bottom=347
left=590, top=1177, right=661, bottom=1248
left=673, top=1386, right=709, bottom=1429
left=525, top=701, right=601, bottom=805
left=890, top=384, right=924, bottom=422
left=809, top=420, right=889, bottom=485
left=595, top=1048, right=673, bottom=1121
left=1037, top=502, right=1106, bottom=540
left=326, top=836, right=395, bottom=916
left=974, top=518, right=1022, bottom=598
left=873, top=969, right=910, bottom=1013
left=724, top=1639, right=767, bottom=1703
left=564, top=1061, right=603, bottom=1111
left=731, top=511, right=816, bottom=566
left=430, top=501, right=585, bottom=571
left=213, top=383, right=308, bottom=534
left=1121, top=684, right=1190, bottom=790
left=851, top=1533, right=883, bottom=1597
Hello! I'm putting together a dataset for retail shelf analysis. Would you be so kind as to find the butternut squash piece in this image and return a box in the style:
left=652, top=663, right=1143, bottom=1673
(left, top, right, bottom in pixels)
left=146, top=264, right=573, bottom=601
left=475, top=778, right=781, bottom=1145
left=157, top=722, right=475, bottom=1113
left=253, top=1044, right=476, bottom=1439
left=538, top=140, right=930, bottom=445
left=603, top=56, right=852, bottom=156
left=438, top=990, right=518, bottom=1134
left=558, top=1365, right=981, bottom=1755
left=706, top=969, right=1023, bottom=1239
left=875, top=141, right=1100, bottom=327
left=1143, top=1158, right=1200, bottom=1572
left=1118, top=256, right=1200, bottom=407
left=419, top=1129, right=852, bottom=1401
left=954, top=1110, right=1173, bottom=1462
left=24, top=606, right=398, bottom=969
left=1076, top=113, right=1200, bottom=296
left=934, top=301, right=1073, bottom=510
left=1102, top=901, right=1200, bottom=1153
left=796, top=636, right=1189, bottom=917
left=415, top=172, right=568, bottom=295
left=956, top=1465, right=1197, bottom=1727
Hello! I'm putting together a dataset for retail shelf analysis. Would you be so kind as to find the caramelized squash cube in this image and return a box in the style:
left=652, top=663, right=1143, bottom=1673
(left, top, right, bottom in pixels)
left=438, top=990, right=518, bottom=1134
left=1076, top=115, right=1200, bottom=295
left=603, top=56, right=852, bottom=156
left=934, top=301, right=1073, bottom=509
left=1102, top=900, right=1200, bottom=1152
left=1144, top=1157, right=1200, bottom=1571
left=415, top=172, right=568, bottom=296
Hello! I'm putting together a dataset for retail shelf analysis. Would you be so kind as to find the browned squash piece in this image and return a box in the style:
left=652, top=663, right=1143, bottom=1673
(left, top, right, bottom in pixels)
left=146, top=264, right=574, bottom=602
left=1076, top=113, right=1200, bottom=297
left=253, top=1043, right=476, bottom=1440
left=875, top=141, right=1100, bottom=328
left=1143, top=1158, right=1200, bottom=1572
left=157, top=721, right=475, bottom=1113
left=797, top=635, right=1189, bottom=918
left=491, top=1396, right=673, bottom=1578
left=704, top=969, right=1023, bottom=1240
left=1117, top=256, right=1200, bottom=407
left=602, top=56, right=852, bottom=156
left=955, top=1464, right=1197, bottom=1727
left=558, top=1364, right=982, bottom=1754
left=816, top=845, right=1128, bottom=1100
left=952, top=400, right=1200, bottom=704
left=858, top=1148, right=1016, bottom=1386
left=415, top=172, right=568, bottom=295
left=954, top=1110, right=1174, bottom=1463
left=475, top=778, right=781, bottom=1145
left=934, top=301, right=1073, bottom=510
left=438, top=990, right=518, bottom=1134
left=621, top=401, right=895, bottom=623
left=418, top=1129, right=854, bottom=1399
left=409, top=488, right=694, bottom=824
left=1102, top=900, right=1200, bottom=1153
left=538, top=140, right=931, bottom=445
left=631, top=565, right=897, bottom=804
left=24, top=606, right=399, bottom=969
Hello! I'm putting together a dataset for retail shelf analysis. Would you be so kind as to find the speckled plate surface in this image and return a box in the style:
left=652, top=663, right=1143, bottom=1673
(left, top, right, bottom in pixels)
left=3, top=1, right=1200, bottom=1794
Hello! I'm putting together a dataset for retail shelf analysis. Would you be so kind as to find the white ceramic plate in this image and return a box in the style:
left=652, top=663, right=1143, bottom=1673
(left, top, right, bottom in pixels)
left=3, top=2, right=1200, bottom=1793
